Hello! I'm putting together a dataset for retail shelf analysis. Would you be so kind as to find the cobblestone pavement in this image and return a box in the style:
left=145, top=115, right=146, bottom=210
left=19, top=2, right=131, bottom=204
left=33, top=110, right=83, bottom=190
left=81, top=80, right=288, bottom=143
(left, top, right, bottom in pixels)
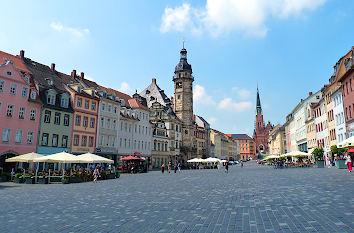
left=1, top=162, right=354, bottom=233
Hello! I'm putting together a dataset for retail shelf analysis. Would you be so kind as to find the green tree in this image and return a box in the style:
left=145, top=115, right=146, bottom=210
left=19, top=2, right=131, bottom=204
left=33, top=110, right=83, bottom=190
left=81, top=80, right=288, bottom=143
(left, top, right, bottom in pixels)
left=330, top=145, right=346, bottom=156
left=312, top=147, right=324, bottom=161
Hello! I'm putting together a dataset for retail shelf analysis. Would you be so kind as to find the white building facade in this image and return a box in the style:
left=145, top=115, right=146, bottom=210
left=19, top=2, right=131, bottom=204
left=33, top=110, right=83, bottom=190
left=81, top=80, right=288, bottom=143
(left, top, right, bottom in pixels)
left=332, top=88, right=346, bottom=143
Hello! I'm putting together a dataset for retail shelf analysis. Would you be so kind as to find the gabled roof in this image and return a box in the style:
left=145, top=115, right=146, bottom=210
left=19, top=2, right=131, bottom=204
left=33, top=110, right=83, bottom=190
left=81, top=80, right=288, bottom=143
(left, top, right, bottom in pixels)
left=22, top=57, right=70, bottom=92
left=0, top=51, right=29, bottom=73
left=228, top=134, right=253, bottom=140
left=140, top=79, right=171, bottom=107
left=128, top=99, right=149, bottom=111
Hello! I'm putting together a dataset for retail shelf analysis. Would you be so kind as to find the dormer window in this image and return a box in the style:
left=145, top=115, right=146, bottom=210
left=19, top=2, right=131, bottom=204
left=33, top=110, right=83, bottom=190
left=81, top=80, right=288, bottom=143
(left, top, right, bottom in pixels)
left=103, top=92, right=107, bottom=98
left=112, top=94, right=116, bottom=101
left=121, top=99, right=125, bottom=106
left=77, top=87, right=81, bottom=93
left=30, top=91, right=36, bottom=100
left=60, top=97, right=68, bottom=108
left=6, top=71, right=12, bottom=76
left=47, top=90, right=56, bottom=105
left=146, top=90, right=150, bottom=95
left=24, top=75, right=30, bottom=83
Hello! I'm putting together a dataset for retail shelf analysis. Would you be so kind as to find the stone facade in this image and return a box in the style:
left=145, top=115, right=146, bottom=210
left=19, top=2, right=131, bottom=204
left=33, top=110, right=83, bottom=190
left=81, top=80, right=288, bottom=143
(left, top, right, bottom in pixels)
left=173, top=47, right=196, bottom=162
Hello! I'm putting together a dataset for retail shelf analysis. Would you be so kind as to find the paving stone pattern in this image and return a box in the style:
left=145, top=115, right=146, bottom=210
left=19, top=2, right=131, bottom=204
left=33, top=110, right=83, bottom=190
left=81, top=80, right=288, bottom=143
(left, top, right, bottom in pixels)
left=1, top=162, right=354, bottom=233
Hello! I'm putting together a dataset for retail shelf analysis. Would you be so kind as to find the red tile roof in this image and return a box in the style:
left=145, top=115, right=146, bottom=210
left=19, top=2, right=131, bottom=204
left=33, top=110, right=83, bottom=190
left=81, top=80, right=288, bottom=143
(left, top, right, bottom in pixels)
left=128, top=98, right=149, bottom=111
left=0, top=51, right=30, bottom=73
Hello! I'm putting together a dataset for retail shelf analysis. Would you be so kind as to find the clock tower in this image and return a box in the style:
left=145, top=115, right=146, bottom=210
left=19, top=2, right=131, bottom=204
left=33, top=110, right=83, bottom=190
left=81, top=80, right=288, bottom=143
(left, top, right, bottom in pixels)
left=173, top=45, right=195, bottom=161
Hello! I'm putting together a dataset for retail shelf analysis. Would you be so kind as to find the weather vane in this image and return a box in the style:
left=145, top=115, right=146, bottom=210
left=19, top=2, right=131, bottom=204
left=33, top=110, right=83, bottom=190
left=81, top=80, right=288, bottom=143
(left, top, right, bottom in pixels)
left=181, top=37, right=185, bottom=48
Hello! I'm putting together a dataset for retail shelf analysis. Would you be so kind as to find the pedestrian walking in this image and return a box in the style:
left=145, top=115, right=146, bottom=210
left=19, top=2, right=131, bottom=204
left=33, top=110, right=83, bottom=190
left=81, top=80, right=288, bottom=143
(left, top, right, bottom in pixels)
left=225, top=161, right=229, bottom=173
left=326, top=156, right=331, bottom=168
left=178, top=162, right=182, bottom=172
left=93, top=166, right=100, bottom=183
left=168, top=162, right=171, bottom=173
left=241, top=161, right=243, bottom=168
left=174, top=163, right=178, bottom=173
left=161, top=163, right=165, bottom=173
left=345, top=154, right=352, bottom=172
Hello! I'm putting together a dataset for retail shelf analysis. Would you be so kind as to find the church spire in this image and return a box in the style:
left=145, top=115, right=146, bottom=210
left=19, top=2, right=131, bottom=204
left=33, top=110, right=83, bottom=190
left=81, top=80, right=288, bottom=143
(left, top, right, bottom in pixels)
left=256, top=87, right=262, bottom=114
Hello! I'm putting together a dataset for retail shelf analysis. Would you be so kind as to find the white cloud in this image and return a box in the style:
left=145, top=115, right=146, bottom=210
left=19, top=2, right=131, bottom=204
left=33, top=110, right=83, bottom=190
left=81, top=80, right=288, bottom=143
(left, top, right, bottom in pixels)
left=160, top=3, right=191, bottom=33
left=232, top=87, right=251, bottom=99
left=160, top=0, right=325, bottom=37
left=50, top=22, right=89, bottom=38
left=118, top=82, right=132, bottom=93
left=193, top=84, right=215, bottom=105
left=218, top=98, right=252, bottom=112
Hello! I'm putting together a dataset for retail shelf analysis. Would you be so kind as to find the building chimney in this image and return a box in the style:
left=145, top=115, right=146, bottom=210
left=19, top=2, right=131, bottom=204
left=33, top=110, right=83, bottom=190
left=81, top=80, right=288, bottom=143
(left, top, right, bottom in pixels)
left=152, top=78, right=156, bottom=84
left=51, top=63, right=55, bottom=71
left=20, top=50, right=25, bottom=59
left=71, top=70, right=76, bottom=78
left=309, top=92, right=313, bottom=96
left=80, top=72, right=84, bottom=80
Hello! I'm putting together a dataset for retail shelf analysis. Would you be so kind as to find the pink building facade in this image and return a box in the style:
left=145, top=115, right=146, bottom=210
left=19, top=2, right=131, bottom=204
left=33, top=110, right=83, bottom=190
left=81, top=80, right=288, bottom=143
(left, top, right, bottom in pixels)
left=0, top=61, right=41, bottom=171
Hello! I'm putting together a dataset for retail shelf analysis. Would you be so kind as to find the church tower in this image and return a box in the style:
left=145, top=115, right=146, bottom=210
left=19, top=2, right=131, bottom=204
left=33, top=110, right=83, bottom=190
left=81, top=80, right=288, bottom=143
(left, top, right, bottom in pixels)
left=253, top=87, right=270, bottom=155
left=173, top=45, right=194, bottom=160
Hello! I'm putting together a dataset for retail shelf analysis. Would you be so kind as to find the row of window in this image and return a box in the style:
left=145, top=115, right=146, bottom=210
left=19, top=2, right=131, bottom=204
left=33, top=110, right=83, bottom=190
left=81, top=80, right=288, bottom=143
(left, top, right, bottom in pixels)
left=316, top=121, right=327, bottom=132
left=0, top=103, right=37, bottom=120
left=327, top=109, right=334, bottom=122
left=342, top=78, right=353, bottom=97
left=44, top=110, right=70, bottom=126
left=307, top=122, right=315, bottom=133
left=314, top=107, right=323, bottom=118
left=153, top=141, right=168, bottom=151
left=120, top=122, right=151, bottom=135
left=0, top=80, right=30, bottom=98
left=77, top=97, right=96, bottom=111
left=345, top=104, right=354, bottom=121
left=335, top=112, right=345, bottom=126
left=333, top=94, right=343, bottom=107
left=75, top=115, right=96, bottom=128
left=119, top=138, right=151, bottom=151
left=100, top=117, right=117, bottom=130
left=2, top=129, right=34, bottom=144
left=41, top=134, right=68, bottom=148
left=329, top=129, right=336, bottom=141
left=101, top=102, right=118, bottom=114
left=73, top=135, right=94, bottom=147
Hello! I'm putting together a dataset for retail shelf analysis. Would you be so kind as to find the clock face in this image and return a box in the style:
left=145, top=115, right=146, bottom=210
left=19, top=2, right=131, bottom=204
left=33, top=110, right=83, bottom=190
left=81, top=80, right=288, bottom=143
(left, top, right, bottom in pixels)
left=176, top=82, right=182, bottom=88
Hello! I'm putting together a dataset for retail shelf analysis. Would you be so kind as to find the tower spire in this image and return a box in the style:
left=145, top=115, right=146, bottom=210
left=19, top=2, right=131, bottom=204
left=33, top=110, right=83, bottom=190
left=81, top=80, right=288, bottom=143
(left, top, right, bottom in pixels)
left=256, top=87, right=262, bottom=114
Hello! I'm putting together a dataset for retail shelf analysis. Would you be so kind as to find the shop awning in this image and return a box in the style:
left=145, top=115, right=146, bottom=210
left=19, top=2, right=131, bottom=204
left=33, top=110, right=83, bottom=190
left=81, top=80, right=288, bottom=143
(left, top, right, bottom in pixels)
left=76, top=153, right=114, bottom=164
left=5, top=152, right=43, bottom=163
left=33, top=152, right=82, bottom=163
left=121, top=156, right=142, bottom=161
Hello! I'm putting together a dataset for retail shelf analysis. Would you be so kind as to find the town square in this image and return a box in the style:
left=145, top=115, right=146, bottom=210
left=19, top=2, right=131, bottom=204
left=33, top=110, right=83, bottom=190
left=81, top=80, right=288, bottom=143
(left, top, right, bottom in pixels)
left=1, top=163, right=354, bottom=233
left=1, top=0, right=354, bottom=232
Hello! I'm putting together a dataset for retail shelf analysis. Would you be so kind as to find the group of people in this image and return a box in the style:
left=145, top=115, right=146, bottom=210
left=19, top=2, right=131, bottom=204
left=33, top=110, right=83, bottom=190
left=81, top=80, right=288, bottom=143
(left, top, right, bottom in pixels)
left=161, top=162, right=182, bottom=173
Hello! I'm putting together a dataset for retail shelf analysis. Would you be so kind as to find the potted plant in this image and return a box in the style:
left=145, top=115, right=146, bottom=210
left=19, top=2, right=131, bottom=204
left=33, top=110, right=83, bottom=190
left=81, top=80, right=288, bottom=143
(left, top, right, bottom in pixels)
left=0, top=172, right=9, bottom=182
left=13, top=173, right=24, bottom=183
left=70, top=173, right=82, bottom=183
left=38, top=175, right=49, bottom=184
left=24, top=174, right=35, bottom=184
left=62, top=175, right=70, bottom=184
left=312, top=147, right=324, bottom=168
left=106, top=170, right=116, bottom=179
left=331, top=145, right=347, bottom=169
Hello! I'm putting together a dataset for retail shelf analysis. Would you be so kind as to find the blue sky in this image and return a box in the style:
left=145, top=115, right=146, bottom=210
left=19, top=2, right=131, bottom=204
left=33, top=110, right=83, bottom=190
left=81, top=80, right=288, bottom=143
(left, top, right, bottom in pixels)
left=1, top=0, right=354, bottom=135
